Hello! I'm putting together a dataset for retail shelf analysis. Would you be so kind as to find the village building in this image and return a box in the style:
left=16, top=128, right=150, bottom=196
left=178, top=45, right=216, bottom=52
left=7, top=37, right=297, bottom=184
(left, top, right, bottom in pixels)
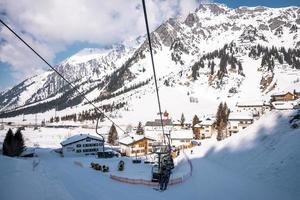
left=119, top=135, right=156, bottom=157
left=172, top=119, right=191, bottom=130
left=271, top=92, right=294, bottom=102
left=198, top=118, right=216, bottom=139
left=170, top=130, right=193, bottom=148
left=271, top=100, right=299, bottom=110
left=228, top=112, right=254, bottom=134
left=60, top=134, right=104, bottom=156
left=144, top=119, right=173, bottom=132
left=236, top=101, right=271, bottom=118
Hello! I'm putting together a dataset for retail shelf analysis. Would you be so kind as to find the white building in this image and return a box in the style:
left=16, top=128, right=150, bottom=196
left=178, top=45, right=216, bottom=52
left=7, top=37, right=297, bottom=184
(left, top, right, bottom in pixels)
left=236, top=100, right=271, bottom=118
left=119, top=134, right=155, bottom=157
left=60, top=134, right=104, bottom=156
left=144, top=119, right=173, bottom=132
left=198, top=118, right=216, bottom=139
left=228, top=112, right=254, bottom=134
left=170, top=130, right=193, bottom=148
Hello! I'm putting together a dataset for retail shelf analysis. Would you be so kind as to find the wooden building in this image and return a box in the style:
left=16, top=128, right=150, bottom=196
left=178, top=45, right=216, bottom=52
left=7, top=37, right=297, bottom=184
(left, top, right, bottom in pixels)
left=271, top=92, right=294, bottom=102
left=119, top=135, right=155, bottom=157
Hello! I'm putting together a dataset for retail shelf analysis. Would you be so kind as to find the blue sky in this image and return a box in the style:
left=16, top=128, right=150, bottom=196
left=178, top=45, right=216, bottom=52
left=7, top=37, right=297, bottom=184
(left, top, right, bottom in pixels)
left=0, top=0, right=299, bottom=92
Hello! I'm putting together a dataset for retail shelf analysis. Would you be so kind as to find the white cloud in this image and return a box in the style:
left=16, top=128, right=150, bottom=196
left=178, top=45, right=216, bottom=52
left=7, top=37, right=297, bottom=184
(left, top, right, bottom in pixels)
left=0, top=0, right=208, bottom=86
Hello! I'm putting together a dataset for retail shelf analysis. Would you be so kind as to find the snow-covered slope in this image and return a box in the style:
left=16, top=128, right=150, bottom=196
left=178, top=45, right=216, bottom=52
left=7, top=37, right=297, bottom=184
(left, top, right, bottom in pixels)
left=0, top=110, right=299, bottom=200
left=0, top=3, right=299, bottom=124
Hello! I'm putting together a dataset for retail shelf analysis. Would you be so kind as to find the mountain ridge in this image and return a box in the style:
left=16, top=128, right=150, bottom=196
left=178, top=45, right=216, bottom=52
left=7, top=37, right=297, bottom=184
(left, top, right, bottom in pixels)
left=0, top=3, right=299, bottom=123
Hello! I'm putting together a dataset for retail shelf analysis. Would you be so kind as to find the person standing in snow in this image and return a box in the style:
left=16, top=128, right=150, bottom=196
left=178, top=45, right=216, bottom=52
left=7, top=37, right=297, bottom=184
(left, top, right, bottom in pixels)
left=163, top=168, right=171, bottom=190
left=160, top=166, right=167, bottom=190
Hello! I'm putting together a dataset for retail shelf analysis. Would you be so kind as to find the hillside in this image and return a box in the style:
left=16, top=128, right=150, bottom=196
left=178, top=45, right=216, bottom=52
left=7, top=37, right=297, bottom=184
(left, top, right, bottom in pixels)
left=0, top=3, right=300, bottom=125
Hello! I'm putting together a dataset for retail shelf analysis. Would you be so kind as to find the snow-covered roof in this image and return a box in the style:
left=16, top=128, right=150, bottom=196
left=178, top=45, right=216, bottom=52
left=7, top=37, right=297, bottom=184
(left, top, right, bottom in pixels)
left=271, top=101, right=295, bottom=110
left=170, top=130, right=193, bottom=140
left=60, top=134, right=103, bottom=146
left=145, top=119, right=173, bottom=126
left=228, top=112, right=253, bottom=121
left=237, top=100, right=264, bottom=107
left=119, top=134, right=156, bottom=146
left=271, top=91, right=293, bottom=97
left=199, top=118, right=215, bottom=126
left=194, top=123, right=202, bottom=128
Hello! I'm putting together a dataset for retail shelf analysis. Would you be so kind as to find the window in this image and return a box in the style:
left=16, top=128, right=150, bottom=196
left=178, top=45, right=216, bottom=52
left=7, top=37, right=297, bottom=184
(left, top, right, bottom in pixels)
left=66, top=147, right=73, bottom=151
left=180, top=140, right=185, bottom=142
left=76, top=144, right=81, bottom=148
left=139, top=144, right=144, bottom=147
left=86, top=139, right=91, bottom=142
left=76, top=149, right=81, bottom=153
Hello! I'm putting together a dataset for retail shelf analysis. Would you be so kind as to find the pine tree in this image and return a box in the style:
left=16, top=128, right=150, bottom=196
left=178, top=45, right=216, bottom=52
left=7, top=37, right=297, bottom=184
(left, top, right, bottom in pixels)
left=180, top=113, right=185, bottom=127
left=211, top=61, right=215, bottom=75
left=14, top=129, right=25, bottom=156
left=192, top=115, right=200, bottom=127
left=222, top=102, right=230, bottom=137
left=216, top=102, right=224, bottom=141
left=192, top=115, right=200, bottom=139
left=136, top=122, right=144, bottom=135
left=108, top=124, right=118, bottom=145
left=2, top=129, right=14, bottom=156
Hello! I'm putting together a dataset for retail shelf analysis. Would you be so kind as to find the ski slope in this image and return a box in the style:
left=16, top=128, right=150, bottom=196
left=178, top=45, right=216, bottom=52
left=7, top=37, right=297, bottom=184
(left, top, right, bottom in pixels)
left=0, top=110, right=299, bottom=200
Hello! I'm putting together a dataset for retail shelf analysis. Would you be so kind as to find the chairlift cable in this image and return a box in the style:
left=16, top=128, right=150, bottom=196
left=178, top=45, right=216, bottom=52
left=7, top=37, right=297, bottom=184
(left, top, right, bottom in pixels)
left=0, top=19, right=126, bottom=134
left=141, top=0, right=167, bottom=145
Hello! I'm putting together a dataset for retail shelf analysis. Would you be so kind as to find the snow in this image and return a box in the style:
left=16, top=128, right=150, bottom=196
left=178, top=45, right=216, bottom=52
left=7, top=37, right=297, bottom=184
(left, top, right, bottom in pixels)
left=60, top=134, right=103, bottom=146
left=0, top=4, right=300, bottom=199
left=170, top=130, right=193, bottom=139
left=228, top=111, right=253, bottom=120
left=199, top=118, right=214, bottom=126
left=0, top=110, right=299, bottom=200
left=271, top=101, right=296, bottom=110
left=119, top=134, right=155, bottom=145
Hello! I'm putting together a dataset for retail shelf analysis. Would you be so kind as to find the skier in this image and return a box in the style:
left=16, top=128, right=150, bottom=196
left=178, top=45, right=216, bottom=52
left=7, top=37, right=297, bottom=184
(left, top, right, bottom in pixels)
left=163, top=168, right=171, bottom=190
left=159, top=166, right=167, bottom=191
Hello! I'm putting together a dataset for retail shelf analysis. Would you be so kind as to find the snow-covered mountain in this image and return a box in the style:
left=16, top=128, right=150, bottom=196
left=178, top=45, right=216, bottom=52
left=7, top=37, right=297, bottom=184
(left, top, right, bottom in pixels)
left=0, top=3, right=300, bottom=123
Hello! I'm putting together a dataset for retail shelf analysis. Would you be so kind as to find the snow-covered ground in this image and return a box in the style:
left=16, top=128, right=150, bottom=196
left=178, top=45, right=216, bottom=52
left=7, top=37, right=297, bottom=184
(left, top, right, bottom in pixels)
left=0, top=110, right=299, bottom=200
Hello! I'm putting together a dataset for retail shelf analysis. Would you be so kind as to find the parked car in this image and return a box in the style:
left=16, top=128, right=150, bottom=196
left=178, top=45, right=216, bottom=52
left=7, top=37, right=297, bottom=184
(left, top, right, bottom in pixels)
left=97, top=150, right=120, bottom=158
